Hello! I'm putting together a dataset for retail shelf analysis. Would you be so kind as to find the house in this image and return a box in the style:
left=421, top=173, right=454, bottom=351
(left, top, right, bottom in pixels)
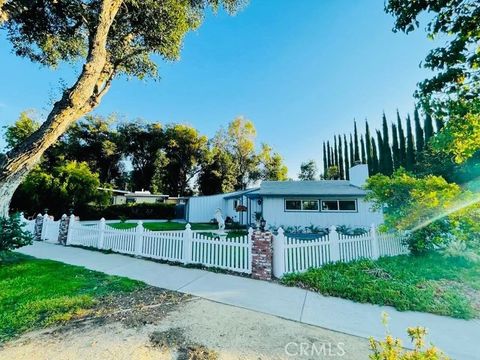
left=185, top=164, right=383, bottom=228
left=99, top=188, right=170, bottom=205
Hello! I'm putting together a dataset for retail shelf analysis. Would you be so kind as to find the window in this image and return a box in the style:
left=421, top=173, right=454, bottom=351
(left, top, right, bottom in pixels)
left=285, top=199, right=319, bottom=211
left=321, top=200, right=357, bottom=212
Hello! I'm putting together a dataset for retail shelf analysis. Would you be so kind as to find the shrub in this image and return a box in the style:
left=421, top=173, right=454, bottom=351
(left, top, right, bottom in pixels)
left=370, top=315, right=449, bottom=359
left=0, top=213, right=33, bottom=256
left=76, top=203, right=176, bottom=220
left=336, top=225, right=369, bottom=236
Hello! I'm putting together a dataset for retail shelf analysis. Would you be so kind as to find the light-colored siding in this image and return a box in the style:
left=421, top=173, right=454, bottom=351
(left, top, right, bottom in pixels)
left=187, top=194, right=225, bottom=223
left=262, top=196, right=383, bottom=228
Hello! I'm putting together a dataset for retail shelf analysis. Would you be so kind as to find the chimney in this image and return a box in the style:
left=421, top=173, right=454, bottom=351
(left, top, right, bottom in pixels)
left=349, top=164, right=369, bottom=188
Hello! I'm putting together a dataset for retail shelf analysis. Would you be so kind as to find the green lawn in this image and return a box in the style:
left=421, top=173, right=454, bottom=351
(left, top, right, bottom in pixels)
left=0, top=252, right=144, bottom=342
left=281, top=252, right=480, bottom=319
left=108, top=221, right=218, bottom=231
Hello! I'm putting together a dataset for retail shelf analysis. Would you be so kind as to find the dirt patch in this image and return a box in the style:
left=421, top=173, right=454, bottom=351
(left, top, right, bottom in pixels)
left=434, top=279, right=480, bottom=313
left=0, top=296, right=371, bottom=359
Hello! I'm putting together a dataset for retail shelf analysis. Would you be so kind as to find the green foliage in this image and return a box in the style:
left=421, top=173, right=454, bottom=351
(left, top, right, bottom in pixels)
left=365, top=169, right=480, bottom=254
left=324, top=165, right=340, bottom=180
left=11, top=161, right=104, bottom=217
left=282, top=252, right=480, bottom=319
left=0, top=213, right=33, bottom=254
left=298, top=160, right=318, bottom=181
left=0, top=253, right=143, bottom=341
left=336, top=225, right=368, bottom=236
left=257, top=143, right=288, bottom=181
left=76, top=203, right=176, bottom=221
left=369, top=319, right=449, bottom=360
left=3, top=111, right=40, bottom=150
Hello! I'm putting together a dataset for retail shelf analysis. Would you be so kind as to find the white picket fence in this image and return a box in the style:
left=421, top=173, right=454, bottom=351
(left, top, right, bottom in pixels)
left=20, top=213, right=36, bottom=235
left=272, top=225, right=409, bottom=277
left=41, top=216, right=60, bottom=242
left=67, top=216, right=253, bottom=274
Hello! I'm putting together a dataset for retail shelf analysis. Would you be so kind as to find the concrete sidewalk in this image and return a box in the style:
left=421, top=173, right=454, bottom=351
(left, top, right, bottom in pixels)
left=18, top=242, right=480, bottom=360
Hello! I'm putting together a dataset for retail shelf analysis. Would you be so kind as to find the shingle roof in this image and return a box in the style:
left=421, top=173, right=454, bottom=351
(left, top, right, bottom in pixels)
left=254, top=180, right=366, bottom=197
left=222, top=188, right=260, bottom=199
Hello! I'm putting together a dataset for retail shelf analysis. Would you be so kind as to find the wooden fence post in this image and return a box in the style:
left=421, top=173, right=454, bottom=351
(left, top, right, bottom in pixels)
left=183, top=223, right=192, bottom=264
left=134, top=220, right=144, bottom=256
left=370, top=223, right=380, bottom=260
left=329, top=225, right=340, bottom=262
left=98, top=218, right=106, bottom=249
left=66, top=214, right=76, bottom=245
left=272, top=227, right=286, bottom=278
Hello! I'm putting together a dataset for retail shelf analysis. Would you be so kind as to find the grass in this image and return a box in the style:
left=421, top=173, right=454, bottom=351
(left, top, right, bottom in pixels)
left=281, top=252, right=480, bottom=319
left=0, top=252, right=144, bottom=342
left=108, top=221, right=218, bottom=231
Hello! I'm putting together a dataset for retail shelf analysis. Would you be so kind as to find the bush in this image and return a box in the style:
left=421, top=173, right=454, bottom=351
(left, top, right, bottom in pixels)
left=76, top=203, right=176, bottom=220
left=0, top=213, right=33, bottom=256
left=370, top=314, right=449, bottom=359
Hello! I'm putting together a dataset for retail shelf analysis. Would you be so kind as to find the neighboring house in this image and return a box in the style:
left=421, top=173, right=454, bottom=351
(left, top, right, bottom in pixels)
left=185, top=164, right=383, bottom=228
left=99, top=188, right=169, bottom=205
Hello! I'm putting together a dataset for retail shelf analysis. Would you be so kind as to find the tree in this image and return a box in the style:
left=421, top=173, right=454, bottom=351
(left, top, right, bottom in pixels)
left=257, top=143, right=288, bottom=181
left=197, top=143, right=236, bottom=195
left=423, top=112, right=434, bottom=147
left=322, top=142, right=328, bottom=176
left=386, top=1, right=480, bottom=163
left=382, top=113, right=394, bottom=175
left=349, top=134, right=355, bottom=166
left=406, top=114, right=415, bottom=171
left=338, top=135, right=344, bottom=179
left=0, top=213, right=33, bottom=256
left=117, top=121, right=164, bottom=191
left=371, top=136, right=379, bottom=175
left=226, top=117, right=258, bottom=190
left=376, top=130, right=384, bottom=174
left=326, top=141, right=332, bottom=168
left=343, top=134, right=350, bottom=180
left=151, top=124, right=208, bottom=196
left=0, top=0, right=244, bottom=217
left=391, top=122, right=400, bottom=170
left=414, top=107, right=424, bottom=152
left=360, top=135, right=366, bottom=165
left=324, top=165, right=340, bottom=180
left=397, top=110, right=406, bottom=168
left=3, top=111, right=40, bottom=150
left=353, top=120, right=360, bottom=162
left=298, top=160, right=317, bottom=181
left=61, top=114, right=123, bottom=184
left=365, top=120, right=372, bottom=175
left=333, top=136, right=339, bottom=167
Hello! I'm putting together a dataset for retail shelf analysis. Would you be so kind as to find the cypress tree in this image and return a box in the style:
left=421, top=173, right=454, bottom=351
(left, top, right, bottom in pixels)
left=349, top=134, right=355, bottom=166
left=327, top=141, right=332, bottom=167
left=376, top=130, right=384, bottom=174
left=365, top=120, right=372, bottom=174
left=414, top=106, right=424, bottom=152
left=391, top=123, right=400, bottom=170
left=435, top=117, right=444, bottom=132
left=322, top=142, right=328, bottom=176
left=424, top=112, right=434, bottom=146
left=353, top=120, right=360, bottom=162
left=343, top=134, right=350, bottom=180
left=334, top=135, right=339, bottom=167
left=382, top=113, right=394, bottom=175
left=397, top=110, right=406, bottom=167
left=371, top=136, right=379, bottom=175
left=338, top=135, right=344, bottom=179
left=360, top=135, right=366, bottom=164
left=406, top=114, right=415, bottom=171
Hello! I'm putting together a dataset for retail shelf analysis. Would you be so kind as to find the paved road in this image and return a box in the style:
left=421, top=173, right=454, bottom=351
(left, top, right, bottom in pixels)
left=18, top=242, right=480, bottom=360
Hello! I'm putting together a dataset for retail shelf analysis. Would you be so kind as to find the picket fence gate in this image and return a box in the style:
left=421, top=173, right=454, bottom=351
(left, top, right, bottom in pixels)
left=67, top=216, right=253, bottom=274
left=272, top=224, right=409, bottom=277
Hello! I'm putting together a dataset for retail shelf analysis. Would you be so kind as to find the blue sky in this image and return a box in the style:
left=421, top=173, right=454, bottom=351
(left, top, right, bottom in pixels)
left=0, top=0, right=434, bottom=178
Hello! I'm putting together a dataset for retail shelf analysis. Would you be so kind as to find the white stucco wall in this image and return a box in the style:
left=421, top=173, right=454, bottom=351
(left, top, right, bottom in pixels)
left=262, top=196, right=383, bottom=229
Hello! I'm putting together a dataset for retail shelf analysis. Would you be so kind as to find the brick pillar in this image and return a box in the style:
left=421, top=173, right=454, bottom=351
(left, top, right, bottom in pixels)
left=251, top=230, right=273, bottom=280
left=34, top=214, right=43, bottom=241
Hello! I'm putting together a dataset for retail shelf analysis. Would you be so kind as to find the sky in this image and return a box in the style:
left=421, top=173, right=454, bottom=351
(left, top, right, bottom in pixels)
left=0, top=0, right=435, bottom=178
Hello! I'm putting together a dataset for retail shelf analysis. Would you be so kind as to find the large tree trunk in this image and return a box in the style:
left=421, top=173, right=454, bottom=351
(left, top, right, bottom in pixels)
left=0, top=0, right=122, bottom=218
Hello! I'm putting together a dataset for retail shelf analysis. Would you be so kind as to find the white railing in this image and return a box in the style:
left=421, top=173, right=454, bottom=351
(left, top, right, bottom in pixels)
left=67, top=216, right=253, bottom=274
left=20, top=213, right=36, bottom=235
left=273, top=224, right=409, bottom=278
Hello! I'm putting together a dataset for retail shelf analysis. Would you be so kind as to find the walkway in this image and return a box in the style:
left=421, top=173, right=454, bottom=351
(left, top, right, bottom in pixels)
left=18, top=242, right=480, bottom=360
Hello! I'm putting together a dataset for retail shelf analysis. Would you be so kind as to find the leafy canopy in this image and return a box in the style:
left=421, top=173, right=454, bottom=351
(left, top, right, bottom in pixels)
left=1, top=0, right=246, bottom=79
